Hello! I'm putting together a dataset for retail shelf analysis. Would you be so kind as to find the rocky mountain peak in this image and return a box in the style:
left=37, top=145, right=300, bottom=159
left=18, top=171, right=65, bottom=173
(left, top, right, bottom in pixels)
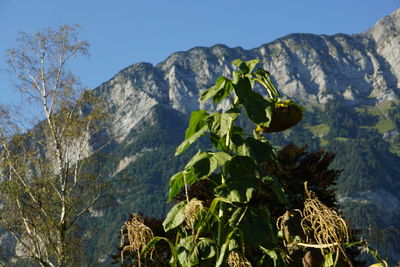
left=366, top=7, right=400, bottom=40
left=95, top=9, right=400, bottom=142
left=365, top=8, right=400, bottom=91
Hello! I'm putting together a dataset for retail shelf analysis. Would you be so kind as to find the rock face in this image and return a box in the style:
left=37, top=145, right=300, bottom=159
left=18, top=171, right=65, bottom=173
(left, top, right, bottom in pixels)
left=97, top=10, right=399, bottom=141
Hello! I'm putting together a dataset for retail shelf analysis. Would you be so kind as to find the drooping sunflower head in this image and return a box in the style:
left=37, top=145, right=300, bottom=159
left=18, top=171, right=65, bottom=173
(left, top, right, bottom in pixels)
left=257, top=99, right=304, bottom=133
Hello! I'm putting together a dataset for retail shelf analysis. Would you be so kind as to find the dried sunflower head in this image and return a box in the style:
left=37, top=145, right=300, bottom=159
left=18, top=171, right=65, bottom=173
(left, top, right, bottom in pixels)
left=256, top=99, right=303, bottom=133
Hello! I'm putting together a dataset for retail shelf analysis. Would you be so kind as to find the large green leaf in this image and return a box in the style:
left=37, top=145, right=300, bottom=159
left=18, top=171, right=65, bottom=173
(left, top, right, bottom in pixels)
left=214, top=175, right=258, bottom=203
left=213, top=79, right=234, bottom=104
left=184, top=110, right=209, bottom=139
left=207, top=112, right=222, bottom=135
left=226, top=155, right=257, bottom=178
left=232, top=58, right=245, bottom=69
left=177, top=235, right=199, bottom=266
left=175, top=124, right=207, bottom=156
left=210, top=132, right=227, bottom=152
left=200, top=76, right=228, bottom=103
left=232, top=70, right=241, bottom=84
left=232, top=59, right=259, bottom=74
left=228, top=207, right=247, bottom=228
left=185, top=151, right=211, bottom=176
left=207, top=110, right=240, bottom=138
left=209, top=125, right=245, bottom=153
left=245, top=59, right=260, bottom=73
left=242, top=92, right=273, bottom=126
left=245, top=137, right=276, bottom=164
left=263, top=176, right=287, bottom=204
left=233, top=73, right=274, bottom=126
left=239, top=206, right=276, bottom=248
left=197, top=238, right=217, bottom=260
left=233, top=76, right=252, bottom=101
left=168, top=170, right=199, bottom=201
left=162, top=201, right=186, bottom=231
left=213, top=152, right=232, bottom=166
left=168, top=172, right=184, bottom=201
left=185, top=151, right=224, bottom=180
left=185, top=150, right=208, bottom=169
left=219, top=113, right=238, bottom=137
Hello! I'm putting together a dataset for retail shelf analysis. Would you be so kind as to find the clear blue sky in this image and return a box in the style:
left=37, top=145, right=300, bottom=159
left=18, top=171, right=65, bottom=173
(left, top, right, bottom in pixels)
left=0, top=0, right=399, bottom=105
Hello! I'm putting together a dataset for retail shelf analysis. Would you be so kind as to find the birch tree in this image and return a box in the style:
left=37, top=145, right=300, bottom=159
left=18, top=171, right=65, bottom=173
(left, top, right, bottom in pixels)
left=0, top=25, right=109, bottom=267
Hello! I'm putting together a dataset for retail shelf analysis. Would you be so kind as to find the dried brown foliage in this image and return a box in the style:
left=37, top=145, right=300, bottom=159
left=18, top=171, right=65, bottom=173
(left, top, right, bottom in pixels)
left=120, top=214, right=154, bottom=266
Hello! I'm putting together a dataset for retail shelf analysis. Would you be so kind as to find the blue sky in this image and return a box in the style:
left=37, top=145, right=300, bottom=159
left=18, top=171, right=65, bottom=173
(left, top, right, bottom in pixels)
left=0, top=0, right=399, bottom=105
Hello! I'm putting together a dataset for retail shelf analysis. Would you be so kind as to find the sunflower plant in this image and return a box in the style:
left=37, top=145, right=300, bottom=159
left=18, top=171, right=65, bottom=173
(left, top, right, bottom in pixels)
left=134, top=59, right=382, bottom=266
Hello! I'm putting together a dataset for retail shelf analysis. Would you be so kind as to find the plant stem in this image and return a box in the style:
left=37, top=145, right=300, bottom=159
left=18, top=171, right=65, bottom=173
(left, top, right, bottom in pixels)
left=217, top=173, right=226, bottom=259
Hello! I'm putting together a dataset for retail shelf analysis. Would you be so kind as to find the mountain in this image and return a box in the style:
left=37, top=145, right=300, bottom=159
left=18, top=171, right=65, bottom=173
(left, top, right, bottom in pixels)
left=81, top=8, right=400, bottom=264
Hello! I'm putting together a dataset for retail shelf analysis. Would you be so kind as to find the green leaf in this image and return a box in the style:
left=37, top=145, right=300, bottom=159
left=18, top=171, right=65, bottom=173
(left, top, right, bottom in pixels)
left=232, top=73, right=274, bottom=126
left=175, top=124, right=207, bottom=156
left=216, top=228, right=239, bottom=267
left=232, top=70, right=241, bottom=84
left=213, top=152, right=232, bottom=166
left=245, top=137, right=276, bottom=164
left=163, top=201, right=186, bottom=231
left=215, top=176, right=258, bottom=203
left=214, top=155, right=258, bottom=203
left=227, top=155, right=257, bottom=178
left=207, top=110, right=240, bottom=139
left=219, top=113, right=236, bottom=137
left=196, top=197, right=227, bottom=235
left=259, top=247, right=285, bottom=267
left=168, top=170, right=199, bottom=201
left=185, top=151, right=210, bottom=176
left=168, top=172, right=184, bottom=201
left=184, top=110, right=209, bottom=139
left=210, top=121, right=243, bottom=153
left=185, top=150, right=208, bottom=169
left=210, top=132, right=227, bottom=152
left=207, top=112, right=222, bottom=135
left=242, top=92, right=273, bottom=126
left=228, top=207, right=247, bottom=227
left=177, top=236, right=199, bottom=266
left=213, top=79, right=234, bottom=103
left=198, top=238, right=217, bottom=260
left=263, top=176, right=287, bottom=204
left=232, top=58, right=257, bottom=74
left=234, top=146, right=251, bottom=159
left=185, top=151, right=222, bottom=179
left=141, top=237, right=178, bottom=267
left=245, top=59, right=260, bottom=73
left=233, top=76, right=252, bottom=101
left=232, top=58, right=244, bottom=68
left=200, top=76, right=228, bottom=103
left=239, top=206, right=276, bottom=248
